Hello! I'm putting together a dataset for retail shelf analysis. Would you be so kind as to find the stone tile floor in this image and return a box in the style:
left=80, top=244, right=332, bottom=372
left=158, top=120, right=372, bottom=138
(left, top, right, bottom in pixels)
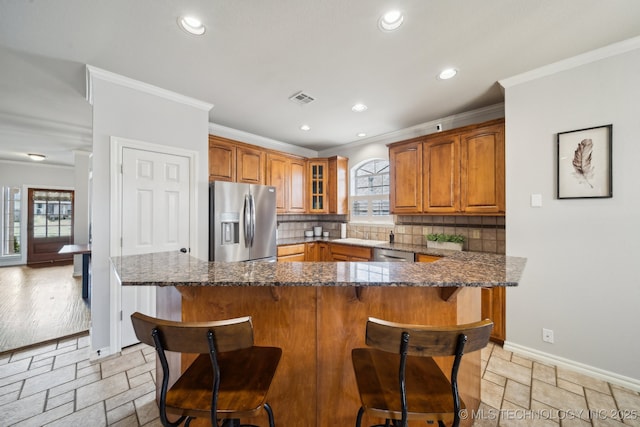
left=1, top=335, right=638, bottom=426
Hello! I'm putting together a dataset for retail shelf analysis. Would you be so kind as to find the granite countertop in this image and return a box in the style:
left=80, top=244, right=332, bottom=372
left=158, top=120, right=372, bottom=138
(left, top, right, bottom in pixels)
left=111, top=250, right=526, bottom=288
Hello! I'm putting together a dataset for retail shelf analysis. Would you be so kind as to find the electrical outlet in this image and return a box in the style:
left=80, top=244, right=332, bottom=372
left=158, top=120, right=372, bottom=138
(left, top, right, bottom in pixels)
left=542, top=328, right=554, bottom=343
left=471, top=229, right=481, bottom=239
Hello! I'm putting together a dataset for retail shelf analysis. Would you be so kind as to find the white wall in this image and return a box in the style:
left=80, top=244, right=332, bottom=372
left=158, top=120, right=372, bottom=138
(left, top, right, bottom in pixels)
left=503, top=42, right=640, bottom=386
left=0, top=160, right=74, bottom=266
left=88, top=69, right=211, bottom=355
left=72, top=151, right=91, bottom=275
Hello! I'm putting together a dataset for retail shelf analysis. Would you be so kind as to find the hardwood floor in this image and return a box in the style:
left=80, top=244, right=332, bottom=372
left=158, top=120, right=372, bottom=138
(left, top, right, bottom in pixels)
left=0, top=264, right=90, bottom=354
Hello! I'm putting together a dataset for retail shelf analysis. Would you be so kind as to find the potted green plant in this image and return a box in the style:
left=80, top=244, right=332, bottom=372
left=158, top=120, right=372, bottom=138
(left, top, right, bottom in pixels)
left=425, top=233, right=465, bottom=251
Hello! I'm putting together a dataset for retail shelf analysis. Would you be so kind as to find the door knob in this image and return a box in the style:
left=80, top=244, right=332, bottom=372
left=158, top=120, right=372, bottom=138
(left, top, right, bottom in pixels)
left=180, top=248, right=187, bottom=253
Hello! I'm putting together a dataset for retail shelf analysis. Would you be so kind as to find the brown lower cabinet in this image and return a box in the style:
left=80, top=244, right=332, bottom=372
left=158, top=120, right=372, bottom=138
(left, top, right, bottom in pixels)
left=280, top=242, right=370, bottom=262
left=417, top=252, right=505, bottom=342
left=276, top=243, right=305, bottom=262
left=482, top=287, right=506, bottom=343
left=329, top=243, right=372, bottom=261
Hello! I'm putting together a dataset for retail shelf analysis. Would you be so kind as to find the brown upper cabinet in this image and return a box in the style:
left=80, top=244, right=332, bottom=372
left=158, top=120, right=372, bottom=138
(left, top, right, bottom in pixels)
left=208, top=135, right=265, bottom=184
left=423, top=134, right=460, bottom=213
left=209, top=135, right=348, bottom=215
left=389, top=118, right=505, bottom=215
left=308, top=156, right=348, bottom=214
left=389, top=140, right=423, bottom=213
left=460, top=122, right=505, bottom=214
left=266, top=153, right=306, bottom=214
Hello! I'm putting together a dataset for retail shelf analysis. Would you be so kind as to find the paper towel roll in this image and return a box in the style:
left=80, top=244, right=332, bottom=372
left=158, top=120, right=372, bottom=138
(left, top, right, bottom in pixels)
left=340, top=223, right=347, bottom=238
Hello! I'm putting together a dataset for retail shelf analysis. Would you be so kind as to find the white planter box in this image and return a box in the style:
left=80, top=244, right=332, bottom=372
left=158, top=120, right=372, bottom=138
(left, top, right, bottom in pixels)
left=426, top=241, right=463, bottom=251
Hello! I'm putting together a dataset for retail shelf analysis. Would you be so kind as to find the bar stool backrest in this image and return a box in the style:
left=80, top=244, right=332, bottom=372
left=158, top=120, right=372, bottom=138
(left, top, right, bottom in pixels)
left=365, top=317, right=493, bottom=357
left=131, top=312, right=254, bottom=354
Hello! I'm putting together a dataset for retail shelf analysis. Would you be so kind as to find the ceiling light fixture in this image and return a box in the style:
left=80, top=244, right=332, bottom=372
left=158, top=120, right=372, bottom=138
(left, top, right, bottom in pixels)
left=357, top=132, right=367, bottom=138
left=178, top=16, right=206, bottom=35
left=28, top=153, right=46, bottom=161
left=300, top=124, right=311, bottom=131
left=378, top=10, right=404, bottom=31
left=438, top=68, right=458, bottom=80
left=351, top=103, right=368, bottom=113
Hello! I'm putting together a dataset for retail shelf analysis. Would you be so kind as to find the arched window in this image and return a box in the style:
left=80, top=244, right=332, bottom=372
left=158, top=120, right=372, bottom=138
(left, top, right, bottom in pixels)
left=350, top=159, right=392, bottom=223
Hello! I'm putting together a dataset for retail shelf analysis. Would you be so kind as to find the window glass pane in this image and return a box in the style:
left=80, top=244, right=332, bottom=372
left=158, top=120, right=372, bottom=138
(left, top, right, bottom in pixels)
left=372, top=200, right=390, bottom=216
left=2, top=187, right=22, bottom=256
left=352, top=200, right=368, bottom=216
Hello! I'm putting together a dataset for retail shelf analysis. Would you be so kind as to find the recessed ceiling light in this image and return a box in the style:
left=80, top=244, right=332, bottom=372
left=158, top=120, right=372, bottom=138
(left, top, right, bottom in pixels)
left=357, top=132, right=367, bottom=138
left=28, top=153, right=46, bottom=161
left=178, top=16, right=205, bottom=35
left=438, top=68, right=458, bottom=80
left=379, top=10, right=404, bottom=31
left=352, top=103, right=368, bottom=113
left=300, top=124, right=311, bottom=131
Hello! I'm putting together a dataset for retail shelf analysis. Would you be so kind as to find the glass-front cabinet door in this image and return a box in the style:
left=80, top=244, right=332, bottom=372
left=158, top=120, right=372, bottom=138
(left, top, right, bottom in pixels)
left=308, top=160, right=328, bottom=213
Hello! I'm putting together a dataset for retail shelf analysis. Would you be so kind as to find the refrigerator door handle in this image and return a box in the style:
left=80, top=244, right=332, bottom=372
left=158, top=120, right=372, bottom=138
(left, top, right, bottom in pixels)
left=249, top=194, right=256, bottom=246
left=244, top=194, right=251, bottom=248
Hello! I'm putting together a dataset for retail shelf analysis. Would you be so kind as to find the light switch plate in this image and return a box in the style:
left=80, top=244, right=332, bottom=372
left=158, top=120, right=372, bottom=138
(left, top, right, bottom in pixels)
left=531, top=194, right=542, bottom=207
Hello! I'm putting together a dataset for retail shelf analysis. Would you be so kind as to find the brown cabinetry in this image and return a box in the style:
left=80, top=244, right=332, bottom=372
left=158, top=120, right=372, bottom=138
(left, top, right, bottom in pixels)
left=267, top=153, right=307, bottom=214
left=208, top=135, right=265, bottom=184
left=308, top=159, right=329, bottom=213
left=423, top=134, right=460, bottom=213
left=389, top=118, right=505, bottom=215
left=208, top=135, right=347, bottom=215
left=236, top=145, right=265, bottom=184
left=208, top=136, right=236, bottom=182
left=460, top=122, right=505, bottom=214
left=305, top=242, right=318, bottom=261
left=277, top=243, right=306, bottom=262
left=289, top=157, right=307, bottom=213
left=308, top=156, right=349, bottom=214
left=416, top=254, right=442, bottom=263
left=389, top=141, right=422, bottom=213
left=329, top=243, right=372, bottom=261
left=482, top=287, right=506, bottom=343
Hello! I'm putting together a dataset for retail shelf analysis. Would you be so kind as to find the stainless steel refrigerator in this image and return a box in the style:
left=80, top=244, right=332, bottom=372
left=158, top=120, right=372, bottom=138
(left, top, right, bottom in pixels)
left=209, top=181, right=277, bottom=262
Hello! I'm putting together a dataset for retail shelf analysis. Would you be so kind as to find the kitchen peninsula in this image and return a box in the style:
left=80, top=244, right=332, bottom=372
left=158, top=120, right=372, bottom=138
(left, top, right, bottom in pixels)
left=112, top=251, right=526, bottom=427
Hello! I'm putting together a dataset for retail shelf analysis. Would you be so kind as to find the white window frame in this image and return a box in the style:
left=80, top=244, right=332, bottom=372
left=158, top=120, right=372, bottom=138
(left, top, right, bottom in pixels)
left=349, top=158, right=393, bottom=224
left=0, top=186, right=21, bottom=260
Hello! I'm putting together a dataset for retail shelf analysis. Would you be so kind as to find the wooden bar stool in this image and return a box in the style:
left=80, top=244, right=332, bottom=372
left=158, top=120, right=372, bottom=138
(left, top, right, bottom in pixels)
left=131, top=312, right=282, bottom=427
left=351, top=317, right=493, bottom=427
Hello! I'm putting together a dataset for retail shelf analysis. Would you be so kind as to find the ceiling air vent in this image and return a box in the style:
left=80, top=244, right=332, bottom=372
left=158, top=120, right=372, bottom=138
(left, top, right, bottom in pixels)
left=289, top=91, right=315, bottom=105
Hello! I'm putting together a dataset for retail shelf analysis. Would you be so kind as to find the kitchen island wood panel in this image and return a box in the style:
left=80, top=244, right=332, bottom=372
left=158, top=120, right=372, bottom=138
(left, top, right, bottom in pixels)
left=157, top=284, right=480, bottom=427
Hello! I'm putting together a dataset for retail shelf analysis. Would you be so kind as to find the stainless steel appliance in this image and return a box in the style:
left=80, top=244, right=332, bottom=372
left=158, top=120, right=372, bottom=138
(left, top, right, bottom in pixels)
left=209, top=181, right=277, bottom=262
left=372, top=248, right=415, bottom=262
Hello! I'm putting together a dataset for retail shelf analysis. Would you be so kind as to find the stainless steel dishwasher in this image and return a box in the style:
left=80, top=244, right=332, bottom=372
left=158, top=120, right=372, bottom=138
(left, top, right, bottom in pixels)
left=372, top=248, right=415, bottom=262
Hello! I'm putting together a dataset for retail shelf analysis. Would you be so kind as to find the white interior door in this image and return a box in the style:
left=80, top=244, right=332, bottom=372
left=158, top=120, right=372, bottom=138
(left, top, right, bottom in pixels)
left=120, top=147, right=190, bottom=347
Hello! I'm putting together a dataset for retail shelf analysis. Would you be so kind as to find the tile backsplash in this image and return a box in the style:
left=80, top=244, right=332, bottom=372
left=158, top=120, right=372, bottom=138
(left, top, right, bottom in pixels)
left=277, top=215, right=347, bottom=239
left=277, top=214, right=505, bottom=254
left=348, top=215, right=505, bottom=254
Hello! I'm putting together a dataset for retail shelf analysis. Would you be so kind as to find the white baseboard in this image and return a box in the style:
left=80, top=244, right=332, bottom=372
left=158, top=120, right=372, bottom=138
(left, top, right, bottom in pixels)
left=503, top=341, right=640, bottom=392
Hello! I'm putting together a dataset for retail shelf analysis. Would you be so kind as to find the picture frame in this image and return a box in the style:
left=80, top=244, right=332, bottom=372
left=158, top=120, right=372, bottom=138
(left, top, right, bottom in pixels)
left=557, top=124, right=612, bottom=199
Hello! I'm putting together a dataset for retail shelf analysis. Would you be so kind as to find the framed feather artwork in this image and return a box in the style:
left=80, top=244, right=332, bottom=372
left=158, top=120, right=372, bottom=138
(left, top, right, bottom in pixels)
left=557, top=124, right=612, bottom=199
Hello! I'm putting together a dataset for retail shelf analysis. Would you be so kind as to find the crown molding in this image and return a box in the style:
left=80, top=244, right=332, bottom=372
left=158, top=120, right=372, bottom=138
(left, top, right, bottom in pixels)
left=208, top=122, right=318, bottom=158
left=0, top=159, right=73, bottom=169
left=500, top=35, right=640, bottom=89
left=318, top=103, right=505, bottom=154
left=86, top=65, right=214, bottom=112
left=0, top=111, right=92, bottom=143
